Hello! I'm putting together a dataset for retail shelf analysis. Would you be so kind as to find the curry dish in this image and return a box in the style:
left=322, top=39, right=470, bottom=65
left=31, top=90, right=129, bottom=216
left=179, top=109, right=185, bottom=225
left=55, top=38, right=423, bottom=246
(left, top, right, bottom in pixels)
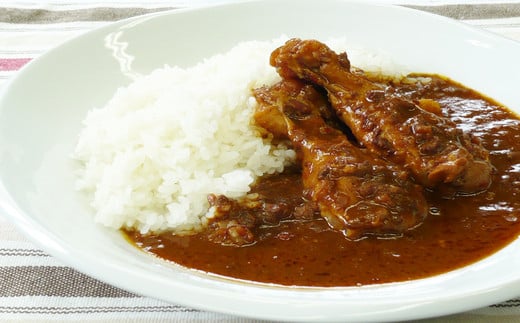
left=124, top=39, right=520, bottom=286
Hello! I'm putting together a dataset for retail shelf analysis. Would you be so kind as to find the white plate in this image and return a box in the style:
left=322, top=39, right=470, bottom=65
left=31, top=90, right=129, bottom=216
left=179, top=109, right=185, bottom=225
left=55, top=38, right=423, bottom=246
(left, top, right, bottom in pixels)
left=1, top=0, right=520, bottom=321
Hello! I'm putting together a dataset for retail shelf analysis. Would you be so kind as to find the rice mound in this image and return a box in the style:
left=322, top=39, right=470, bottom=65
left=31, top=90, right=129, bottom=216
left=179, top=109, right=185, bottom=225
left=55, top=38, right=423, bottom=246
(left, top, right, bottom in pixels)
left=74, top=39, right=296, bottom=233
left=74, top=37, right=406, bottom=234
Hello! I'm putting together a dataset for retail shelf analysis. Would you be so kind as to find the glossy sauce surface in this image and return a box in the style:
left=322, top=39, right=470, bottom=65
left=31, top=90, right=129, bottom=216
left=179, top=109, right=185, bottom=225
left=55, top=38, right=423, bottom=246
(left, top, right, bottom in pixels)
left=125, top=75, right=520, bottom=287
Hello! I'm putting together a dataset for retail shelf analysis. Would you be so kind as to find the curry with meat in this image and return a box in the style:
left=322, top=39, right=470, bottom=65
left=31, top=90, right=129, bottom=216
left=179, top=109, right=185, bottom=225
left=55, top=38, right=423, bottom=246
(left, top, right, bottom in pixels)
left=124, top=39, right=520, bottom=286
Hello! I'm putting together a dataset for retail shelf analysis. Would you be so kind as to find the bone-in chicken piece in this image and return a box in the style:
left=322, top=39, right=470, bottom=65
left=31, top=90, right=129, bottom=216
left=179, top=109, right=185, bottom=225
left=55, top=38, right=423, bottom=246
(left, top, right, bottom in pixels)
left=254, top=81, right=344, bottom=140
left=270, top=39, right=493, bottom=196
left=254, top=80, right=428, bottom=239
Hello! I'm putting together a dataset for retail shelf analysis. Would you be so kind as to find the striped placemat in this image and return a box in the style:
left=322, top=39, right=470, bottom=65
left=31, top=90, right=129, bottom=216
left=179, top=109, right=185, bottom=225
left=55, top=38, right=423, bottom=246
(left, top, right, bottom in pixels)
left=1, top=1, right=520, bottom=322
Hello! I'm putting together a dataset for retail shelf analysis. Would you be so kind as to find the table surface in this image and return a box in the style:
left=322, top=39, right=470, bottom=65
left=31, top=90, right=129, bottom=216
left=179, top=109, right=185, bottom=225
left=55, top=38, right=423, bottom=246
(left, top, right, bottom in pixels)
left=1, top=1, right=520, bottom=322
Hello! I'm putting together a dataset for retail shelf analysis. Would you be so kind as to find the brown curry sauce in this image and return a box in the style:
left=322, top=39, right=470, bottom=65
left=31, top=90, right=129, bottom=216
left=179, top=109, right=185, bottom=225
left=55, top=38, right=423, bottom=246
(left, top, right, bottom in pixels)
left=124, top=74, right=520, bottom=287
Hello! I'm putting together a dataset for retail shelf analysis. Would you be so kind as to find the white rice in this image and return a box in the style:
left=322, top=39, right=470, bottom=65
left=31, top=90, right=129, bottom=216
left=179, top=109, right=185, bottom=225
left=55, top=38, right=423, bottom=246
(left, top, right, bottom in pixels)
left=74, top=37, right=406, bottom=234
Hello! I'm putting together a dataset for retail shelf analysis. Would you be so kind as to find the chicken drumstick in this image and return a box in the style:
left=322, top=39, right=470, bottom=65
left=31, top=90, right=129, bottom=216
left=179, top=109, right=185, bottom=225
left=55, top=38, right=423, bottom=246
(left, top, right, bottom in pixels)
left=270, top=39, right=493, bottom=196
left=254, top=79, right=428, bottom=239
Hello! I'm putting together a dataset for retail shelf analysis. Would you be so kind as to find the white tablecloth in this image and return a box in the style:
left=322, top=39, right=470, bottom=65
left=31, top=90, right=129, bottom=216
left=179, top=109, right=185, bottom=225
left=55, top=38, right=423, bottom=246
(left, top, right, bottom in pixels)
left=1, top=1, right=520, bottom=321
